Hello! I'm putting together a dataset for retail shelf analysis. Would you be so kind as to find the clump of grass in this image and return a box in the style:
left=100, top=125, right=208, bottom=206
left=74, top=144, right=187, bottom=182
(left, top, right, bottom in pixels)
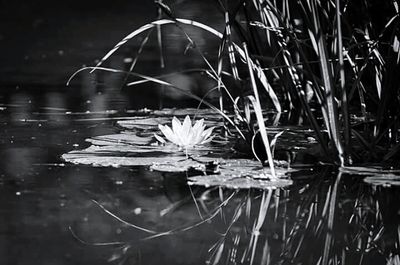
left=215, top=0, right=400, bottom=166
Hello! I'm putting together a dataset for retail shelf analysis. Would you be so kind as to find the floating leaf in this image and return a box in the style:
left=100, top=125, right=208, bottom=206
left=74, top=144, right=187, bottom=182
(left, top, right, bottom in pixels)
left=62, top=153, right=185, bottom=168
left=152, top=108, right=222, bottom=118
left=337, top=166, right=400, bottom=187
left=87, top=132, right=153, bottom=146
left=340, top=166, right=400, bottom=176
left=62, top=142, right=222, bottom=168
left=188, top=159, right=294, bottom=190
left=117, top=117, right=171, bottom=130
left=364, top=175, right=400, bottom=187
left=66, top=142, right=179, bottom=154
left=188, top=172, right=293, bottom=190
left=150, top=159, right=206, bottom=172
left=62, top=130, right=227, bottom=169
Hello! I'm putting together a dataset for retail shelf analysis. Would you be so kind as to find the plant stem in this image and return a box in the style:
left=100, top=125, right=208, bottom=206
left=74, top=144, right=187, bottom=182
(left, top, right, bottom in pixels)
left=243, top=43, right=276, bottom=178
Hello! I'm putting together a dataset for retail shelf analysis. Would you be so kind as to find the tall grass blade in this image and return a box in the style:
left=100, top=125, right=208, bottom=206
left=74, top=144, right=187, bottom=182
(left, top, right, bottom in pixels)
left=224, top=11, right=240, bottom=80
left=156, top=0, right=165, bottom=68
left=335, top=0, right=351, bottom=157
left=244, top=43, right=276, bottom=177
left=311, top=0, right=345, bottom=166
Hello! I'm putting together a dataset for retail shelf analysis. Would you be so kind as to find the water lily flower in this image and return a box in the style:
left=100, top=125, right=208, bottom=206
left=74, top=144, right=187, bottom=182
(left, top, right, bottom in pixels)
left=155, top=115, right=214, bottom=149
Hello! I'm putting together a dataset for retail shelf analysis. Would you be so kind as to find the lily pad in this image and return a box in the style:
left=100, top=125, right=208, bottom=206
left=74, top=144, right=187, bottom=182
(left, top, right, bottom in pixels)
left=188, top=174, right=293, bottom=190
left=62, top=153, right=186, bottom=168
left=364, top=175, right=400, bottom=187
left=87, top=132, right=153, bottom=146
left=340, top=166, right=400, bottom=175
left=65, top=142, right=181, bottom=155
left=152, top=108, right=222, bottom=118
left=62, top=142, right=222, bottom=168
left=188, top=158, right=294, bottom=190
left=150, top=159, right=206, bottom=172
left=62, top=130, right=227, bottom=170
left=117, top=117, right=171, bottom=130
left=336, top=166, right=400, bottom=187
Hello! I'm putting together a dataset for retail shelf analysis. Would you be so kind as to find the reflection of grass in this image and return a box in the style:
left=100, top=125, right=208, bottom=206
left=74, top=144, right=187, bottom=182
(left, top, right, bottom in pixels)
left=279, top=170, right=400, bottom=265
left=193, top=169, right=399, bottom=265
left=69, top=170, right=400, bottom=264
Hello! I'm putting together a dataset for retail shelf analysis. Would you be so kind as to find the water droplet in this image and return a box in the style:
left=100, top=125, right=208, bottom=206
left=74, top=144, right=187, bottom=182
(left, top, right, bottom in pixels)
left=133, top=208, right=142, bottom=215
left=123, top=57, right=133, bottom=63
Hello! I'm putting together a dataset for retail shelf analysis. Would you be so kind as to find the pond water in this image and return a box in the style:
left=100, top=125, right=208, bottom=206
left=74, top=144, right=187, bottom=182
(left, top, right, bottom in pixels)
left=1, top=1, right=400, bottom=265
left=1, top=102, right=400, bottom=265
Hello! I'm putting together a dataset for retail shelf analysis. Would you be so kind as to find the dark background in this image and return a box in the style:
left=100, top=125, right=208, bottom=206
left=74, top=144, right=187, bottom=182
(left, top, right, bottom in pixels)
left=0, top=0, right=162, bottom=86
left=0, top=0, right=224, bottom=110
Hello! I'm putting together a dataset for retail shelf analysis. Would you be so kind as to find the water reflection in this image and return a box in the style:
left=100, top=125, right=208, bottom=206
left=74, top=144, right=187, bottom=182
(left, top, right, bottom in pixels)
left=7, top=92, right=34, bottom=122
left=67, top=168, right=400, bottom=265
left=1, top=93, right=399, bottom=265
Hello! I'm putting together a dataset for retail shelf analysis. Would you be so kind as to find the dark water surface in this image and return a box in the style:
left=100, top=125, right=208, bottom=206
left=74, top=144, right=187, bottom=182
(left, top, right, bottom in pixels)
left=1, top=1, right=400, bottom=264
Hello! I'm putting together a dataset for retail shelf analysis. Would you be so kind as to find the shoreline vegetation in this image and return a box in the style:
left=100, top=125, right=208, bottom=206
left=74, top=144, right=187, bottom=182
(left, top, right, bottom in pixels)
left=73, top=0, right=400, bottom=169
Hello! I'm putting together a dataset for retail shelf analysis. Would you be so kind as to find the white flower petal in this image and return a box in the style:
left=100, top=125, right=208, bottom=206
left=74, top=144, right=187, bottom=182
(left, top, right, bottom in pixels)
left=186, top=128, right=198, bottom=146
left=181, top=115, right=192, bottom=138
left=200, top=135, right=215, bottom=144
left=172, top=116, right=182, bottom=134
left=154, top=133, right=166, bottom=144
left=159, top=124, right=180, bottom=145
left=201, top=126, right=215, bottom=142
left=174, top=116, right=192, bottom=147
left=171, top=117, right=185, bottom=146
left=187, top=133, right=197, bottom=145
left=192, top=119, right=204, bottom=132
left=190, top=119, right=205, bottom=144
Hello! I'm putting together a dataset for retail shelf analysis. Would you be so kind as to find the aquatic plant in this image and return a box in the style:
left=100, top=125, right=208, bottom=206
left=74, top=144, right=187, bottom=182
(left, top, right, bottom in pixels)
left=155, top=115, right=214, bottom=149
left=213, top=0, right=400, bottom=167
